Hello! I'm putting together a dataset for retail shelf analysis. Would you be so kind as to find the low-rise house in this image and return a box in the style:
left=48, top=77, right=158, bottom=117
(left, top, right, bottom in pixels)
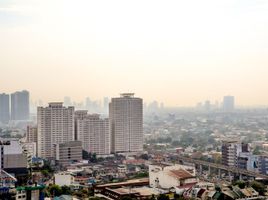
left=54, top=172, right=75, bottom=186
left=149, top=164, right=197, bottom=189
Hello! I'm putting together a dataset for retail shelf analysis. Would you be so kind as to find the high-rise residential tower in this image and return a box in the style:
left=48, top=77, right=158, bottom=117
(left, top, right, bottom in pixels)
left=109, top=93, right=143, bottom=153
left=75, top=111, right=110, bottom=155
left=11, top=90, right=30, bottom=120
left=0, top=93, right=10, bottom=124
left=221, top=139, right=249, bottom=167
left=222, top=96, right=235, bottom=112
left=37, top=102, right=74, bottom=159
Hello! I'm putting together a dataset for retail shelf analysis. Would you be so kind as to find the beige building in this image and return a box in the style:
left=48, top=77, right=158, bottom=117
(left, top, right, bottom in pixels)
left=55, top=141, right=82, bottom=166
left=21, top=142, right=37, bottom=158
left=26, top=125, right=38, bottom=152
left=54, top=172, right=75, bottom=186
left=75, top=111, right=110, bottom=155
left=149, top=164, right=197, bottom=189
left=109, top=93, right=143, bottom=153
left=26, top=126, right=37, bottom=143
left=37, top=102, right=75, bottom=159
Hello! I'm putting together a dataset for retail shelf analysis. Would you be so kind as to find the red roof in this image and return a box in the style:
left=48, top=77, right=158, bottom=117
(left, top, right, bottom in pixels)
left=169, top=169, right=194, bottom=180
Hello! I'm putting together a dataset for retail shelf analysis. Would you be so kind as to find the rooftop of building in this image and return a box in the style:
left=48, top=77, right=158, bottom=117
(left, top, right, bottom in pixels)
left=48, top=102, right=63, bottom=106
left=96, top=178, right=149, bottom=188
left=120, top=93, right=135, bottom=97
left=106, top=187, right=139, bottom=195
left=105, top=186, right=161, bottom=196
left=169, top=169, right=194, bottom=180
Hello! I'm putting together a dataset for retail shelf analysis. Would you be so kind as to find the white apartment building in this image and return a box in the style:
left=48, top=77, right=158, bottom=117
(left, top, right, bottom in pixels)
left=37, top=102, right=74, bottom=159
left=149, top=164, right=197, bottom=189
left=109, top=93, right=143, bottom=153
left=75, top=111, right=110, bottom=155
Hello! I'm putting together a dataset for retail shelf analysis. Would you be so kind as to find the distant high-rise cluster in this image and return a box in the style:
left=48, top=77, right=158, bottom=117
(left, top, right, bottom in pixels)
left=0, top=90, right=30, bottom=124
left=36, top=93, right=143, bottom=163
left=62, top=96, right=110, bottom=114
left=196, top=95, right=235, bottom=112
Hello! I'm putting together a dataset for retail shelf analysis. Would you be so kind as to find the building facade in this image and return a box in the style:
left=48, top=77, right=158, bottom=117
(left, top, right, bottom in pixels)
left=237, top=152, right=259, bottom=172
left=222, top=140, right=249, bottom=167
left=55, top=141, right=82, bottom=166
left=37, top=102, right=74, bottom=159
left=109, top=93, right=143, bottom=153
left=222, top=140, right=238, bottom=167
left=258, top=155, right=268, bottom=175
left=21, top=142, right=37, bottom=168
left=26, top=126, right=38, bottom=143
left=0, top=93, right=10, bottom=124
left=149, top=164, right=197, bottom=189
left=0, top=140, right=27, bottom=172
left=75, top=111, right=110, bottom=155
left=222, top=96, right=235, bottom=112
left=11, top=90, right=30, bottom=120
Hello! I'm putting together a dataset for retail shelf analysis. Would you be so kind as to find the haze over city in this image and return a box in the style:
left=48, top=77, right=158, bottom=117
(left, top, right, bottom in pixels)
left=1, top=0, right=268, bottom=106
left=3, top=1, right=268, bottom=199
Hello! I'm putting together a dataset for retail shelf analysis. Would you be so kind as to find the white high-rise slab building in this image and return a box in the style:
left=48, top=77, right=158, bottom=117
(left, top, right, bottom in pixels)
left=109, top=93, right=143, bottom=153
left=37, top=102, right=74, bottom=159
left=75, top=111, right=110, bottom=155
left=222, top=96, right=235, bottom=112
left=0, top=93, right=10, bottom=123
left=11, top=90, right=30, bottom=120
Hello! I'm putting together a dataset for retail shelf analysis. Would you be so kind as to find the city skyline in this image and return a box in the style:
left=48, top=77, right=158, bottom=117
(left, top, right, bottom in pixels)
left=3, top=89, right=267, bottom=113
left=2, top=1, right=268, bottom=198
left=1, top=0, right=268, bottom=106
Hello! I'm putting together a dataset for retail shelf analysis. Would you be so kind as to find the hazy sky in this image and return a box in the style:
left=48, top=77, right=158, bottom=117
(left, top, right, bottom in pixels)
left=1, top=0, right=268, bottom=106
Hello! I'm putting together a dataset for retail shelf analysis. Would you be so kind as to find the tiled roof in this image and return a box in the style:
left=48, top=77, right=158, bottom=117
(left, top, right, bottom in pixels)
left=169, top=169, right=194, bottom=180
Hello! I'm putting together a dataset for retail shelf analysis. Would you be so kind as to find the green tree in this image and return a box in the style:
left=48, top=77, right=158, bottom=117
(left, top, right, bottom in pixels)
left=43, top=160, right=54, bottom=173
left=171, top=140, right=180, bottom=147
left=89, top=152, right=97, bottom=163
left=250, top=181, right=266, bottom=195
left=61, top=185, right=71, bottom=195
left=157, top=194, right=170, bottom=200
left=73, top=189, right=89, bottom=198
left=82, top=150, right=89, bottom=159
left=48, top=184, right=62, bottom=197
left=253, top=146, right=262, bottom=155
left=133, top=172, right=149, bottom=178
left=41, top=169, right=49, bottom=177
left=234, top=181, right=246, bottom=189
left=140, top=154, right=149, bottom=160
left=180, top=134, right=194, bottom=147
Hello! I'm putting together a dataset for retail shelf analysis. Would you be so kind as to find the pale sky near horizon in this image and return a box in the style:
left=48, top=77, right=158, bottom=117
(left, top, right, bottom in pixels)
left=1, top=0, right=268, bottom=106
